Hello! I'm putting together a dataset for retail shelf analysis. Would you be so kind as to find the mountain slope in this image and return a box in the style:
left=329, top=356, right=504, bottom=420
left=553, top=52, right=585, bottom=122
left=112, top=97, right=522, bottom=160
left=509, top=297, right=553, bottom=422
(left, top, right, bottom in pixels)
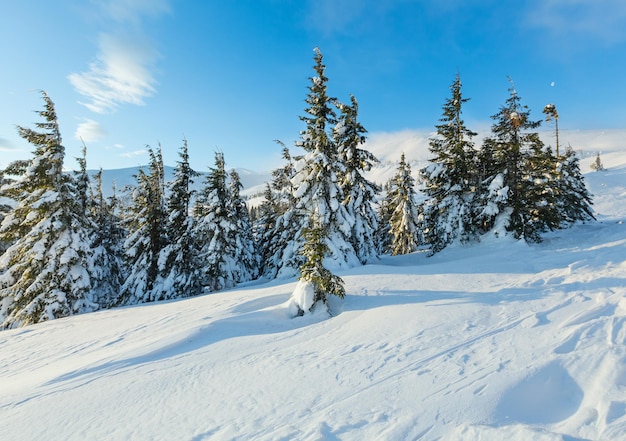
left=1, top=135, right=625, bottom=440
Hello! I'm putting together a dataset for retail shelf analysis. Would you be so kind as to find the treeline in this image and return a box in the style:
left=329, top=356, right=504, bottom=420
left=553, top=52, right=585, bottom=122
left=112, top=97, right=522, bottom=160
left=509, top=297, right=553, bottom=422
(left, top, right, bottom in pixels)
left=0, top=49, right=593, bottom=328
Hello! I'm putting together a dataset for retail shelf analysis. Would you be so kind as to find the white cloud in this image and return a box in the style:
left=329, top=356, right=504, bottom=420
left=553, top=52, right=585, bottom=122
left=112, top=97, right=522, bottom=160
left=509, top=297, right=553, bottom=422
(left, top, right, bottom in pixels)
left=69, top=32, right=158, bottom=113
left=75, top=119, right=107, bottom=143
left=120, top=148, right=148, bottom=158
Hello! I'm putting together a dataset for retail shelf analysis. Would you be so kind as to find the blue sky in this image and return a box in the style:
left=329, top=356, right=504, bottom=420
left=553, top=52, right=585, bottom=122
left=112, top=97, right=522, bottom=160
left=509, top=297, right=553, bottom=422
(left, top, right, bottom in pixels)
left=1, top=0, right=625, bottom=172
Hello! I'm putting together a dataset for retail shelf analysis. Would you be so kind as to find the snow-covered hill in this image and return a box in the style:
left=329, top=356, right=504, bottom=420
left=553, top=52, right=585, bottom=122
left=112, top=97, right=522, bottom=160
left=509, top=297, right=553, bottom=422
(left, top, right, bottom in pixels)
left=1, top=131, right=625, bottom=440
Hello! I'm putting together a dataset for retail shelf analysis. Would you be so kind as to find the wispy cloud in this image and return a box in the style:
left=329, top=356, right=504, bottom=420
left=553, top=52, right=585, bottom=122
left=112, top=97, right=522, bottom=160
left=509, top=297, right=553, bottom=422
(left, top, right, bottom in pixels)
left=75, top=118, right=107, bottom=143
left=0, top=136, right=15, bottom=152
left=120, top=148, right=148, bottom=158
left=69, top=32, right=158, bottom=113
left=69, top=0, right=169, bottom=113
left=526, top=0, right=626, bottom=44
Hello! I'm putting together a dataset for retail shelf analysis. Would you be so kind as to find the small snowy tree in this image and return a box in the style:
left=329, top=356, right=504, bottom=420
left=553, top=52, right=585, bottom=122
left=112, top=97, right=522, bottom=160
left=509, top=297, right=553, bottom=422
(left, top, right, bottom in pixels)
left=0, top=91, right=97, bottom=328
left=334, top=95, right=380, bottom=264
left=556, top=146, right=595, bottom=225
left=290, top=215, right=345, bottom=316
left=387, top=153, right=422, bottom=255
left=590, top=152, right=605, bottom=172
left=421, top=74, right=478, bottom=254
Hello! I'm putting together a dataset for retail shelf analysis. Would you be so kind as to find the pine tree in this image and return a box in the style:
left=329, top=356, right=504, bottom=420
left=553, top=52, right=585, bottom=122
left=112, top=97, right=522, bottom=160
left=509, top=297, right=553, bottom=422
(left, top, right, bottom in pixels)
left=421, top=74, right=478, bottom=253
left=387, top=153, right=422, bottom=255
left=89, top=169, right=125, bottom=308
left=258, top=145, right=299, bottom=278
left=118, top=147, right=167, bottom=304
left=288, top=48, right=358, bottom=274
left=291, top=214, right=345, bottom=315
left=228, top=168, right=259, bottom=283
left=334, top=95, right=380, bottom=264
left=193, top=152, right=238, bottom=292
left=476, top=80, right=558, bottom=242
left=557, top=146, right=595, bottom=225
left=0, top=91, right=97, bottom=328
left=155, top=139, right=202, bottom=299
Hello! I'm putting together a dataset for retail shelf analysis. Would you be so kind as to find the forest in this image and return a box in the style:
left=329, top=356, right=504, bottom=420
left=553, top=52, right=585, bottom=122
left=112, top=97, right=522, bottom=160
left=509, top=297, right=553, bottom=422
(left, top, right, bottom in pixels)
left=0, top=49, right=594, bottom=329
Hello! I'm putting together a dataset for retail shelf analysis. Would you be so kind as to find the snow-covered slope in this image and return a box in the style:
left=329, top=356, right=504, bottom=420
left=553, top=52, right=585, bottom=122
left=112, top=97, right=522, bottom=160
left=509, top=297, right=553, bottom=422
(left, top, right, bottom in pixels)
left=1, top=134, right=625, bottom=441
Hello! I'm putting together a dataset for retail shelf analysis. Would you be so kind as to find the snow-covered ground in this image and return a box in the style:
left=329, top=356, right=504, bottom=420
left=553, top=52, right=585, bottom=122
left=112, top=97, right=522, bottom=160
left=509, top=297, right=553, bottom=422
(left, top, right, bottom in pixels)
left=1, top=135, right=625, bottom=440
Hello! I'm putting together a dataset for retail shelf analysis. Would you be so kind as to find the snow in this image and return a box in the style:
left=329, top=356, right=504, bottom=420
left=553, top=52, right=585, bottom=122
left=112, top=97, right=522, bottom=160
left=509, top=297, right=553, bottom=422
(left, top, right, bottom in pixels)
left=1, top=140, right=626, bottom=440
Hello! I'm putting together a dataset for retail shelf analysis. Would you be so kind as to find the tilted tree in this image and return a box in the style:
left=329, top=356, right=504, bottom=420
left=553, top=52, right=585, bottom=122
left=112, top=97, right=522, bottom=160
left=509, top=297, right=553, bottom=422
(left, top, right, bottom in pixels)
left=0, top=91, right=98, bottom=328
left=421, top=74, right=478, bottom=253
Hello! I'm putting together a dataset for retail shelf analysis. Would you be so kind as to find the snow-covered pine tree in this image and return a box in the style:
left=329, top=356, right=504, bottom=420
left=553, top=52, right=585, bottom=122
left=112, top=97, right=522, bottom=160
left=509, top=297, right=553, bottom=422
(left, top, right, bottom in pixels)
left=0, top=91, right=98, bottom=328
left=118, top=147, right=168, bottom=304
left=334, top=94, right=380, bottom=264
left=421, top=74, right=478, bottom=254
left=155, top=139, right=202, bottom=300
left=556, top=146, right=595, bottom=225
left=193, top=151, right=238, bottom=292
left=291, top=214, right=345, bottom=315
left=228, top=168, right=259, bottom=283
left=476, top=79, right=559, bottom=242
left=258, top=145, right=300, bottom=278
left=89, top=169, right=125, bottom=308
left=286, top=48, right=358, bottom=274
left=387, top=153, right=422, bottom=255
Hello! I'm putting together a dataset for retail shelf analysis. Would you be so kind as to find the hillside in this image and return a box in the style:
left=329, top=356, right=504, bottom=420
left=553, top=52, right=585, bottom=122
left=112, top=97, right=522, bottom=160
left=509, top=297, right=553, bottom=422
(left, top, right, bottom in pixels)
left=1, top=132, right=625, bottom=440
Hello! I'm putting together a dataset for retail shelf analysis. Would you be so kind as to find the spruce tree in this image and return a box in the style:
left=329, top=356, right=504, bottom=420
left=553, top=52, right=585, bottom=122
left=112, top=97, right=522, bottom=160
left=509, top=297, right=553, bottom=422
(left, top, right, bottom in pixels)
left=193, top=152, right=238, bottom=292
left=258, top=145, right=299, bottom=278
left=334, top=95, right=380, bottom=264
left=291, top=214, right=345, bottom=315
left=228, top=168, right=259, bottom=283
left=421, top=74, right=478, bottom=253
left=476, top=80, right=559, bottom=242
left=0, top=91, right=97, bottom=327
left=287, top=48, right=358, bottom=274
left=557, top=146, right=595, bottom=225
left=590, top=152, right=605, bottom=172
left=89, top=169, right=125, bottom=308
left=155, top=139, right=202, bottom=299
left=387, top=153, right=422, bottom=255
left=118, top=147, right=167, bottom=304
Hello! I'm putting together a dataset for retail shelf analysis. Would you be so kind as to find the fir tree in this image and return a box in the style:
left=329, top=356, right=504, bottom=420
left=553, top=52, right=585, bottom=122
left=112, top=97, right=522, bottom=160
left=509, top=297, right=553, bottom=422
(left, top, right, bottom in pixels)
left=0, top=91, right=97, bottom=328
left=89, top=169, right=125, bottom=308
left=557, top=146, right=595, bottom=225
left=193, top=152, right=237, bottom=292
left=118, top=147, right=167, bottom=304
left=258, top=145, right=299, bottom=278
left=387, top=153, right=422, bottom=255
left=421, top=74, right=478, bottom=253
left=155, top=139, right=202, bottom=299
left=476, top=80, right=559, bottom=242
left=287, top=47, right=358, bottom=274
left=334, top=95, right=380, bottom=264
left=292, top=214, right=345, bottom=315
left=228, top=168, right=259, bottom=283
